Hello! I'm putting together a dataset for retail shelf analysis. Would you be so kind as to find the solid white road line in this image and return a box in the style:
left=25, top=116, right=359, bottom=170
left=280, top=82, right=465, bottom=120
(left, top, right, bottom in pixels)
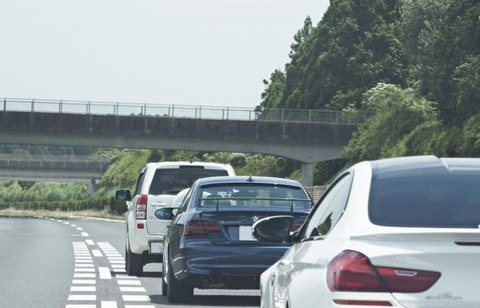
left=72, top=279, right=96, bottom=284
left=68, top=294, right=96, bottom=301
left=70, top=286, right=96, bottom=292
left=122, top=295, right=150, bottom=302
left=119, top=286, right=146, bottom=292
left=117, top=280, right=141, bottom=286
left=101, top=301, right=118, bottom=308
left=99, top=267, right=112, bottom=280
left=92, top=249, right=103, bottom=257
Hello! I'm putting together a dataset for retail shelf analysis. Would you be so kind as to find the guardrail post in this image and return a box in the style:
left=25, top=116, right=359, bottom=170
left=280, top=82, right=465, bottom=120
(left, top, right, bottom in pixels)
left=87, top=102, right=91, bottom=115
left=226, top=107, right=229, bottom=120
left=3, top=98, right=6, bottom=111
left=31, top=99, right=35, bottom=112
left=198, top=106, right=201, bottom=119
left=309, top=109, right=312, bottom=123
left=144, top=103, right=147, bottom=116
left=171, top=105, right=175, bottom=117
left=59, top=101, right=63, bottom=113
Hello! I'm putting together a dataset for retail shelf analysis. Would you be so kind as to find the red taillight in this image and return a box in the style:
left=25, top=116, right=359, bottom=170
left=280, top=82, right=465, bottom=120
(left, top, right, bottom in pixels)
left=327, top=251, right=440, bottom=293
left=183, top=220, right=221, bottom=236
left=136, top=194, right=148, bottom=220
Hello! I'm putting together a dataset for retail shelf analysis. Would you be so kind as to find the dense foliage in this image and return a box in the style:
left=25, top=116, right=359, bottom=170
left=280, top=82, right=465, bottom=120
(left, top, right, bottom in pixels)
left=259, top=0, right=480, bottom=168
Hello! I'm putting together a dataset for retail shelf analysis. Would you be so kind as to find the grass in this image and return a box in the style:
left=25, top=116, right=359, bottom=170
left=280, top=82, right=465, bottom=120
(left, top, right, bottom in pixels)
left=0, top=208, right=124, bottom=221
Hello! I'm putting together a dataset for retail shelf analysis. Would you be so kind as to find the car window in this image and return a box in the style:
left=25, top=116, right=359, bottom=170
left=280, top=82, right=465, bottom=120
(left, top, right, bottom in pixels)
left=176, top=188, right=193, bottom=215
left=302, top=172, right=352, bottom=239
left=194, top=183, right=311, bottom=210
left=369, top=175, right=480, bottom=228
left=149, top=168, right=229, bottom=195
left=134, top=170, right=146, bottom=196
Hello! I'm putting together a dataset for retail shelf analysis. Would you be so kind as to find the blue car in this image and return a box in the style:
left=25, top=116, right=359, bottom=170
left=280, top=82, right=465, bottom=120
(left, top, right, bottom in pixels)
left=159, top=175, right=313, bottom=303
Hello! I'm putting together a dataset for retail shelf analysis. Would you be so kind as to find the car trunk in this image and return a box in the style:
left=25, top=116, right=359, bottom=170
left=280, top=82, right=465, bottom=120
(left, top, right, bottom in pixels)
left=352, top=230, right=480, bottom=308
left=199, top=210, right=308, bottom=243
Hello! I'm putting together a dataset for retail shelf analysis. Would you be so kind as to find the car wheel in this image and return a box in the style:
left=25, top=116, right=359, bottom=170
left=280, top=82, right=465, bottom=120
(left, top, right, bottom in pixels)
left=161, top=261, right=168, bottom=296
left=166, top=258, right=193, bottom=303
left=125, top=246, right=144, bottom=276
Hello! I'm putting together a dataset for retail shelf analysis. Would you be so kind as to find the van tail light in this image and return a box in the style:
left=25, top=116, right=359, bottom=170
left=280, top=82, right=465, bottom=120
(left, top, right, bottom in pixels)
left=136, top=194, right=148, bottom=220
left=327, top=250, right=441, bottom=293
left=183, top=220, right=221, bottom=236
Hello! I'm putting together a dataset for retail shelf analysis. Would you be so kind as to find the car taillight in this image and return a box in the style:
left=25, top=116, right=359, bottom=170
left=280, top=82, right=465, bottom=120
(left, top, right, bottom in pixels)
left=327, top=250, right=440, bottom=293
left=136, top=194, right=148, bottom=220
left=183, top=220, right=221, bottom=236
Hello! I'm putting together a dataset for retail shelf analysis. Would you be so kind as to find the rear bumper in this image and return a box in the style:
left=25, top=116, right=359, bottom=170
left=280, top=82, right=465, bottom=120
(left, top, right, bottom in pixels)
left=171, top=242, right=288, bottom=289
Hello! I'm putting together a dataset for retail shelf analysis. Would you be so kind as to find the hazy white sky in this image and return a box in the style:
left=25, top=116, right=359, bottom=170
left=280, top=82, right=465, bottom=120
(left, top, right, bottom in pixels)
left=0, top=0, right=329, bottom=108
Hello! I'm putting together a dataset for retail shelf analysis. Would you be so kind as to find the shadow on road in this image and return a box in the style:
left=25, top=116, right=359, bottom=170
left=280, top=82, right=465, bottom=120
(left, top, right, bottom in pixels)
left=149, top=294, right=260, bottom=307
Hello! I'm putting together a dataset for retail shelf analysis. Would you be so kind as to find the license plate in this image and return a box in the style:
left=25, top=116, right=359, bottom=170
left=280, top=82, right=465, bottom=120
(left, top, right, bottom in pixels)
left=150, top=241, right=163, bottom=254
left=239, top=225, right=256, bottom=241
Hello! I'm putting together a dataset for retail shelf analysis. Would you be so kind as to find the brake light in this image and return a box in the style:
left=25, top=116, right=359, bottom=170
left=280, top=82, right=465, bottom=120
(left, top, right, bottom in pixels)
left=136, top=194, right=148, bottom=220
left=327, top=250, right=440, bottom=293
left=183, top=220, right=221, bottom=236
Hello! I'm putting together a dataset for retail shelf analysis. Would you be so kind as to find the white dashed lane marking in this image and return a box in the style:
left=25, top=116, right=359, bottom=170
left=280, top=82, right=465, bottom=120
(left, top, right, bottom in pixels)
left=44, top=219, right=155, bottom=307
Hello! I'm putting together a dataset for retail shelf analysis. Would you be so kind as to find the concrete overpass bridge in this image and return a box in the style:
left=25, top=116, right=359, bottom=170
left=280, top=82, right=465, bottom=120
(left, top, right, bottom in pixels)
left=0, top=98, right=364, bottom=186
left=0, top=155, right=109, bottom=194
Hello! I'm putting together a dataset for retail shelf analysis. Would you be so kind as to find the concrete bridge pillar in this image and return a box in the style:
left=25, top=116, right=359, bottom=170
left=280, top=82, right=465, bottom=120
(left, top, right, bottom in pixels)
left=87, top=178, right=100, bottom=196
left=301, top=162, right=314, bottom=187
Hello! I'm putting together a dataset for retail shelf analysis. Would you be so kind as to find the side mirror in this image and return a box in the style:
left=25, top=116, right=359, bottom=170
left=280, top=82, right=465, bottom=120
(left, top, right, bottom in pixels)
left=115, top=190, right=132, bottom=201
left=252, top=215, right=293, bottom=243
left=154, top=207, right=178, bottom=220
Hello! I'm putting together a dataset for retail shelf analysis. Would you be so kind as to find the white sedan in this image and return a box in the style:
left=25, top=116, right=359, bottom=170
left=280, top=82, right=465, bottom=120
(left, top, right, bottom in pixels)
left=254, top=155, right=480, bottom=308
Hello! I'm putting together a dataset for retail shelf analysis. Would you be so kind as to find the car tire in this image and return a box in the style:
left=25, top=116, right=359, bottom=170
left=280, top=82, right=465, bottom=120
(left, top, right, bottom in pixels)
left=166, top=258, right=193, bottom=303
left=125, top=246, right=144, bottom=276
left=161, top=262, right=168, bottom=296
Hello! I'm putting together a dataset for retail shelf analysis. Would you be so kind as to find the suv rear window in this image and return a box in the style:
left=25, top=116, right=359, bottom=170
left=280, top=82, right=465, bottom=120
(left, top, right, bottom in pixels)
left=369, top=175, right=480, bottom=228
left=149, top=168, right=229, bottom=195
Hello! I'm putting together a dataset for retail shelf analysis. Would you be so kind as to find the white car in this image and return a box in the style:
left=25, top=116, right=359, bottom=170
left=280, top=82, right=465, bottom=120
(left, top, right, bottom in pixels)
left=116, top=161, right=235, bottom=276
left=254, top=155, right=480, bottom=308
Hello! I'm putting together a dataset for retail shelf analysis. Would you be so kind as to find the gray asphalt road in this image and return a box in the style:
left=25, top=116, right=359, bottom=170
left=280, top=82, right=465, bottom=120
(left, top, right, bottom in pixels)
left=0, top=217, right=260, bottom=308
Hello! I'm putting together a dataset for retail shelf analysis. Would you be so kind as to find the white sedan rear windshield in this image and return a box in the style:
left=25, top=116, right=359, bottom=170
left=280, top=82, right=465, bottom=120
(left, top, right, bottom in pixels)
left=369, top=175, right=480, bottom=228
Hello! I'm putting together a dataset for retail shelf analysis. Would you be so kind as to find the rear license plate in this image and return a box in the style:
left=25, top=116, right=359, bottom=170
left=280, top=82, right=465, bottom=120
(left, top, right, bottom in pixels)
left=149, top=241, right=163, bottom=254
left=239, top=225, right=256, bottom=241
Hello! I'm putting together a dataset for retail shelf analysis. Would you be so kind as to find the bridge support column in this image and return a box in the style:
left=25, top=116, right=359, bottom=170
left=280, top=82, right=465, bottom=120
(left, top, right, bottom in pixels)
left=301, top=162, right=314, bottom=187
left=87, top=178, right=100, bottom=196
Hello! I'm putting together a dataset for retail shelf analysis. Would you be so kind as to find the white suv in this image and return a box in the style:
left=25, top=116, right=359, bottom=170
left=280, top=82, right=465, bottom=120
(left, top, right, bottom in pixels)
left=116, top=161, right=235, bottom=276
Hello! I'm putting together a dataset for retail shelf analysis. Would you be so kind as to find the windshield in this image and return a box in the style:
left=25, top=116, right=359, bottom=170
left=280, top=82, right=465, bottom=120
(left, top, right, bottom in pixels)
left=195, top=183, right=311, bottom=210
left=369, top=175, right=480, bottom=228
left=149, top=168, right=229, bottom=195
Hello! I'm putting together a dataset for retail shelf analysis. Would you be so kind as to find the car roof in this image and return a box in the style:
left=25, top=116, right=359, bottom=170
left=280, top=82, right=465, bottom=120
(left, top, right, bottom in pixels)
left=369, top=155, right=480, bottom=179
left=194, top=175, right=303, bottom=186
left=145, top=161, right=232, bottom=168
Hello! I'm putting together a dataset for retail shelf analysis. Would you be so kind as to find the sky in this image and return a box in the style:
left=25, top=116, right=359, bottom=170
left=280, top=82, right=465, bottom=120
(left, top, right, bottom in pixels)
left=0, top=0, right=329, bottom=109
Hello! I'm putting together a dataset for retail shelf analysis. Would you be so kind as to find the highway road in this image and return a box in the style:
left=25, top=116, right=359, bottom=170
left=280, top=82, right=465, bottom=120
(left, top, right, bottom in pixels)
left=0, top=217, right=260, bottom=308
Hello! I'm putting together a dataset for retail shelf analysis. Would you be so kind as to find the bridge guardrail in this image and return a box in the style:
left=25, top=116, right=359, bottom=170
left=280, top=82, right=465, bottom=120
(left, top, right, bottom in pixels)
left=0, top=98, right=366, bottom=124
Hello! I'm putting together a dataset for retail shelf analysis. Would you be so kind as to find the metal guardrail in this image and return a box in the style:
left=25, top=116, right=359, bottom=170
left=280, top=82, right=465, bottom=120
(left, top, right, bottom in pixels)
left=0, top=98, right=366, bottom=124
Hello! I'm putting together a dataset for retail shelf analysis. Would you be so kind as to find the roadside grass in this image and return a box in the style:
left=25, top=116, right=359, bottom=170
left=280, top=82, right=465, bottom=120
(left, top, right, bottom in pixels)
left=0, top=208, right=123, bottom=221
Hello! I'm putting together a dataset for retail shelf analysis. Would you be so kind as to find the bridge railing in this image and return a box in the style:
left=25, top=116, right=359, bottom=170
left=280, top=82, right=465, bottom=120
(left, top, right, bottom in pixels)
left=0, top=98, right=366, bottom=124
